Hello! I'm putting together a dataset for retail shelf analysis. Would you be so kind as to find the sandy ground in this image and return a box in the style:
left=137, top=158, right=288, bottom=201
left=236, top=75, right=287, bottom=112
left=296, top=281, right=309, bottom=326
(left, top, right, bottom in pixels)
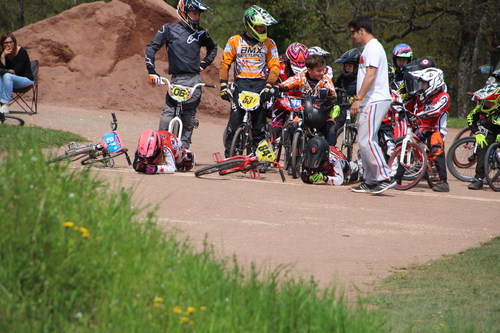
left=22, top=105, right=500, bottom=299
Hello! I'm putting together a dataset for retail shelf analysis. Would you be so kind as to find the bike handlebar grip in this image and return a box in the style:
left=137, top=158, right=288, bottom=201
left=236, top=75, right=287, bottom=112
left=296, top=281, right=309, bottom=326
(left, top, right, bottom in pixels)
left=111, top=112, right=117, bottom=122
left=279, top=169, right=286, bottom=182
left=205, top=84, right=217, bottom=88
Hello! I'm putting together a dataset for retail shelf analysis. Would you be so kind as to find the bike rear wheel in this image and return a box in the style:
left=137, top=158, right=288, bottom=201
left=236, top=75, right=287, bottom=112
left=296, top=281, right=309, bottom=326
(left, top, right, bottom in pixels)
left=0, top=114, right=25, bottom=126
left=47, top=146, right=93, bottom=163
left=81, top=148, right=129, bottom=167
left=337, top=123, right=357, bottom=162
left=389, top=142, right=427, bottom=190
left=195, top=158, right=246, bottom=177
left=484, top=143, right=500, bottom=192
left=230, top=126, right=251, bottom=157
left=446, top=137, right=477, bottom=182
left=169, top=118, right=182, bottom=139
left=291, top=130, right=304, bottom=179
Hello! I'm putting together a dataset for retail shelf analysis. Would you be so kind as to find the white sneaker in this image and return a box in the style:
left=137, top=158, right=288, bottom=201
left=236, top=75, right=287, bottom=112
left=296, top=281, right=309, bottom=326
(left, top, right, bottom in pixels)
left=0, top=104, right=9, bottom=114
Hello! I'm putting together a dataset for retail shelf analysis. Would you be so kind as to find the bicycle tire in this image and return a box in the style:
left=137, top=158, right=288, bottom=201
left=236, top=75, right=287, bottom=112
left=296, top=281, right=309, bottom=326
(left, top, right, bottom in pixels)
left=47, top=146, right=93, bottom=163
left=0, top=115, right=25, bottom=126
left=81, top=148, right=129, bottom=167
left=291, top=130, right=303, bottom=179
left=389, top=142, right=427, bottom=190
left=195, top=158, right=246, bottom=177
left=425, top=160, right=440, bottom=189
left=446, top=136, right=477, bottom=182
left=230, top=126, right=251, bottom=157
left=453, top=126, right=473, bottom=142
left=282, top=122, right=293, bottom=170
left=169, top=119, right=181, bottom=139
left=484, top=143, right=500, bottom=192
left=337, top=123, right=357, bottom=162
left=265, top=122, right=280, bottom=162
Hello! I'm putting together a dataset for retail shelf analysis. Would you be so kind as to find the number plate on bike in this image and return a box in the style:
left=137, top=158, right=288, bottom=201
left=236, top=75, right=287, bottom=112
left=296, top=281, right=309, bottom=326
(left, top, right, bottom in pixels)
left=102, top=131, right=123, bottom=153
left=257, top=139, right=276, bottom=162
left=238, top=91, right=260, bottom=111
left=170, top=85, right=191, bottom=102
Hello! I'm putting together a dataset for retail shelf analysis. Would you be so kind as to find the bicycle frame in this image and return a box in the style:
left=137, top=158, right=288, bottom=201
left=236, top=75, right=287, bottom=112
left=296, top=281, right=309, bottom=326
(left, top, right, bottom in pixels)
left=159, top=77, right=216, bottom=138
left=211, top=152, right=286, bottom=181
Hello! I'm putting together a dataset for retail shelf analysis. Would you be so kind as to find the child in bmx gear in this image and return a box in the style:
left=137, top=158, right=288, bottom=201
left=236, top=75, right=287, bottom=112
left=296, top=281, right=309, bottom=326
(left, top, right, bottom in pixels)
left=406, top=67, right=450, bottom=192
left=145, top=0, right=217, bottom=149
left=391, top=43, right=413, bottom=91
left=334, top=48, right=361, bottom=130
left=466, top=85, right=500, bottom=190
left=301, top=137, right=358, bottom=185
left=219, top=5, right=280, bottom=158
left=271, top=43, right=309, bottom=139
left=133, top=129, right=195, bottom=174
left=278, top=54, right=337, bottom=146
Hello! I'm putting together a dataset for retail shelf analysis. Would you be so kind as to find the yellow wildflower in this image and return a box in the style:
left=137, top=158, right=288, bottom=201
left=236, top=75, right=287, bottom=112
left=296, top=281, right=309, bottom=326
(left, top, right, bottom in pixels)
left=73, top=226, right=79, bottom=230
left=63, top=222, right=74, bottom=228
left=154, top=297, right=164, bottom=303
left=79, top=227, right=88, bottom=233
left=200, top=306, right=206, bottom=311
left=439, top=323, right=444, bottom=328
left=187, top=307, right=196, bottom=315
left=171, top=306, right=182, bottom=314
left=82, top=232, right=90, bottom=239
left=154, top=303, right=161, bottom=308
left=180, top=317, right=189, bottom=325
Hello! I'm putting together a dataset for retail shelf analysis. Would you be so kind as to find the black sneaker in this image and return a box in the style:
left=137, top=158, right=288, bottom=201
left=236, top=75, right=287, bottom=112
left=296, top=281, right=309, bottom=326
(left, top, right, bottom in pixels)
left=468, top=178, right=483, bottom=190
left=370, top=178, right=397, bottom=195
left=351, top=182, right=377, bottom=193
left=432, top=181, right=450, bottom=192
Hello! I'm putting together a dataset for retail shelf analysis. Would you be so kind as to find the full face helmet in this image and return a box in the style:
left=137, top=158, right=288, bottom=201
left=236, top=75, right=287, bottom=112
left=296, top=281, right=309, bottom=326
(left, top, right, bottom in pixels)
left=136, top=129, right=163, bottom=163
left=243, top=5, right=277, bottom=42
left=410, top=67, right=445, bottom=99
left=473, top=84, right=500, bottom=114
left=392, top=43, right=413, bottom=72
left=335, top=48, right=361, bottom=65
left=308, top=46, right=330, bottom=57
left=286, top=43, right=309, bottom=74
left=304, top=136, right=329, bottom=169
left=303, top=96, right=328, bottom=130
left=177, top=0, right=212, bottom=30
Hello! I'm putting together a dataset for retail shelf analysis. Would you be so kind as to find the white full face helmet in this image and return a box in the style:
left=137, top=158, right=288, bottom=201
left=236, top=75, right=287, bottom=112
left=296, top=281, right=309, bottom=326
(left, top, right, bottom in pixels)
left=410, top=67, right=445, bottom=99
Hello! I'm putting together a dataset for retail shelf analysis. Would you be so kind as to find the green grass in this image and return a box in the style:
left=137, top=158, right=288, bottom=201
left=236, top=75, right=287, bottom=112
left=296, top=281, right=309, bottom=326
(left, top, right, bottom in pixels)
left=0, top=124, right=86, bottom=151
left=447, top=117, right=468, bottom=129
left=0, top=131, right=384, bottom=332
left=368, top=237, right=500, bottom=332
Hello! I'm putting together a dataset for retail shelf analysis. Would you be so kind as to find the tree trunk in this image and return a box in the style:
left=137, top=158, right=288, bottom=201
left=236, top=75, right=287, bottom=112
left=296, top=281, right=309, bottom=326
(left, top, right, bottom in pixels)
left=16, top=0, right=25, bottom=30
left=456, top=31, right=476, bottom=118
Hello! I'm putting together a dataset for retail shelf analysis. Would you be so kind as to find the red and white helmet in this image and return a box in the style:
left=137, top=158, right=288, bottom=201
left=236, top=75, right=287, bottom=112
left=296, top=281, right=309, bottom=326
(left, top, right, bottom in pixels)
left=410, top=67, right=445, bottom=99
left=136, top=129, right=163, bottom=162
left=286, top=43, right=309, bottom=74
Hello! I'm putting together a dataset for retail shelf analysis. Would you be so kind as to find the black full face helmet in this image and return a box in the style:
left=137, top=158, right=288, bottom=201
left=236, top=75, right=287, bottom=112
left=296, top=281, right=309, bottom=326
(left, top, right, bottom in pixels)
left=304, top=136, right=329, bottom=169
left=177, top=0, right=212, bottom=30
left=303, top=96, right=327, bottom=130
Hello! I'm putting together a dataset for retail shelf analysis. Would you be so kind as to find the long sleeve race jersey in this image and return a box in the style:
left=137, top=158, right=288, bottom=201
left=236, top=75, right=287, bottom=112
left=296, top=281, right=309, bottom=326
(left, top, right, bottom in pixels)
left=407, top=90, right=450, bottom=135
left=278, top=71, right=337, bottom=108
left=301, top=146, right=350, bottom=186
left=219, top=33, right=280, bottom=84
left=146, top=22, right=217, bottom=75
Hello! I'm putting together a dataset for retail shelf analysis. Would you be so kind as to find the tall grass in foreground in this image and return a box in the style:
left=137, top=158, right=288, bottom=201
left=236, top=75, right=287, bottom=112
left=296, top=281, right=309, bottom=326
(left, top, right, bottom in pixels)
left=0, top=139, right=384, bottom=332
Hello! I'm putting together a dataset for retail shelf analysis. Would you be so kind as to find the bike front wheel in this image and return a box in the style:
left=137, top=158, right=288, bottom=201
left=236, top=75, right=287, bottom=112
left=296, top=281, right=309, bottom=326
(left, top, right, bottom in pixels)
left=169, top=118, right=182, bottom=139
left=389, top=142, right=427, bottom=190
left=484, top=143, right=500, bottom=192
left=337, top=123, right=357, bottom=162
left=81, top=148, right=129, bottom=167
left=0, top=115, right=25, bottom=126
left=291, top=130, right=304, bottom=179
left=230, top=126, right=251, bottom=157
left=195, top=158, right=246, bottom=177
left=453, top=126, right=473, bottom=142
left=446, top=136, right=477, bottom=182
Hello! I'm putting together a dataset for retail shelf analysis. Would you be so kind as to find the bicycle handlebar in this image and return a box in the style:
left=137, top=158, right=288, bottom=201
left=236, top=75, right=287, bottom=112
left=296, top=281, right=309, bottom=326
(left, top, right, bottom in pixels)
left=159, top=77, right=216, bottom=90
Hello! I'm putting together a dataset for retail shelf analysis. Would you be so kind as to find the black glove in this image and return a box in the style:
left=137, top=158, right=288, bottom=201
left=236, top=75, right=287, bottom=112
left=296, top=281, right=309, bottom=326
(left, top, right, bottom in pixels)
left=261, top=86, right=276, bottom=102
left=220, top=86, right=231, bottom=101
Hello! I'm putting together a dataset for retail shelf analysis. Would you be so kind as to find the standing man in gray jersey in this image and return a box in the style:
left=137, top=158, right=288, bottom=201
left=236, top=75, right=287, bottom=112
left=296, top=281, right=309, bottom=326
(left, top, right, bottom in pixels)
left=146, top=0, right=217, bottom=149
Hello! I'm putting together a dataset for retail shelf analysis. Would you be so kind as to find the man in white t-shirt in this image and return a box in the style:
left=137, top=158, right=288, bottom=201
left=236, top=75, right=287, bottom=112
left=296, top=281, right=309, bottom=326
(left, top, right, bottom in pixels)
left=348, top=16, right=395, bottom=194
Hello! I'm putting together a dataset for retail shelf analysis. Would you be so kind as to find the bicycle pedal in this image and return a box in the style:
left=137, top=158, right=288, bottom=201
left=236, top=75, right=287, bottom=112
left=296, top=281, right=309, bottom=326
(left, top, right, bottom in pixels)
left=212, top=152, right=223, bottom=163
left=249, top=169, right=260, bottom=179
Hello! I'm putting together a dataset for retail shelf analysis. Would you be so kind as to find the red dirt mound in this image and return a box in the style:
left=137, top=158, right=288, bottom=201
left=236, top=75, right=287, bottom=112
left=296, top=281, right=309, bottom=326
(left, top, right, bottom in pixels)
left=14, top=0, right=227, bottom=117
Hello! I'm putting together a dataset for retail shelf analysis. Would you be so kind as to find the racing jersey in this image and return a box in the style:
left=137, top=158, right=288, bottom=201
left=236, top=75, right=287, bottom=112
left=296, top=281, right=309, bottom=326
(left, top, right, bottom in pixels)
left=146, top=22, right=217, bottom=75
left=301, top=146, right=350, bottom=186
left=278, top=71, right=337, bottom=107
left=219, top=33, right=280, bottom=84
left=407, top=90, right=450, bottom=135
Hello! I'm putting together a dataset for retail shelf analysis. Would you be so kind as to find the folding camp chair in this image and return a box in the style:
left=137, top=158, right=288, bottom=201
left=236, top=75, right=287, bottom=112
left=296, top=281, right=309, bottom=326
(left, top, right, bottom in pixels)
left=10, top=60, right=39, bottom=115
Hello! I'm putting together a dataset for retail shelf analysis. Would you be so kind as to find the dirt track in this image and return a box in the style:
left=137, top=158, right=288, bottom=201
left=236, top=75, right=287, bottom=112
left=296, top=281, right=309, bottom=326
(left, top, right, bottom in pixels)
left=25, top=105, right=500, bottom=298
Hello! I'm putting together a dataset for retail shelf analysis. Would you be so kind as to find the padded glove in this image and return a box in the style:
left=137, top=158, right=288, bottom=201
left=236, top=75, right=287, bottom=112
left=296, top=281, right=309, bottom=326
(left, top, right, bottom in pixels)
left=146, top=164, right=158, bottom=175
left=475, top=133, right=487, bottom=148
left=220, top=86, right=231, bottom=101
left=149, top=74, right=161, bottom=86
left=199, top=61, right=208, bottom=72
left=260, top=86, right=276, bottom=102
left=309, top=172, right=324, bottom=183
left=496, top=134, right=500, bottom=144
